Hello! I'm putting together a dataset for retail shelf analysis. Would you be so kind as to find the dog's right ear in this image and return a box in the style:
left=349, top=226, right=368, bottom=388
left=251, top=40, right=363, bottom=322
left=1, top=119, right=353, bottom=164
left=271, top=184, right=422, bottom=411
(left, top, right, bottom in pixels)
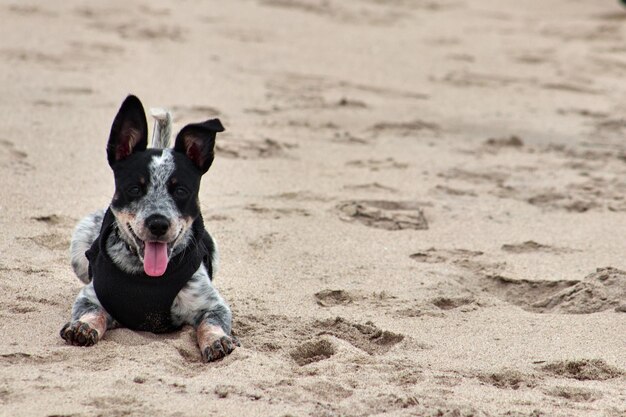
left=107, top=95, right=148, bottom=167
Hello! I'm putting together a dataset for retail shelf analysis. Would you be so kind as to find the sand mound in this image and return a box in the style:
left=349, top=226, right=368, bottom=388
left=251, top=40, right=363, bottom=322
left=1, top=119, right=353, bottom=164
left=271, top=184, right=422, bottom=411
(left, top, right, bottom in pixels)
left=540, top=359, right=623, bottom=381
left=482, top=268, right=626, bottom=313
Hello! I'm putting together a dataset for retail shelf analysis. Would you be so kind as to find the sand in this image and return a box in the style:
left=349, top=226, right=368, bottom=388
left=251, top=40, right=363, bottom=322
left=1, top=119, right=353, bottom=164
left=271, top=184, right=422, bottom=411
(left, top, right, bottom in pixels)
left=1, top=0, right=626, bottom=416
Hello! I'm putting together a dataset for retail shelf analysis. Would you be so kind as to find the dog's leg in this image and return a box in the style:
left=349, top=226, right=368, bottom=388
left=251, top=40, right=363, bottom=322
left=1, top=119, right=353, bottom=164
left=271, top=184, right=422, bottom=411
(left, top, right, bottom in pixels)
left=171, top=265, right=239, bottom=362
left=195, top=310, right=239, bottom=363
left=60, top=283, right=116, bottom=346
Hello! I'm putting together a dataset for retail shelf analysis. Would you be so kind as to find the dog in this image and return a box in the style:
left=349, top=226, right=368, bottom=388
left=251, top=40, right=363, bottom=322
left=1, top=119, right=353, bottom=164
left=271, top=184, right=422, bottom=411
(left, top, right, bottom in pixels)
left=60, top=95, right=238, bottom=362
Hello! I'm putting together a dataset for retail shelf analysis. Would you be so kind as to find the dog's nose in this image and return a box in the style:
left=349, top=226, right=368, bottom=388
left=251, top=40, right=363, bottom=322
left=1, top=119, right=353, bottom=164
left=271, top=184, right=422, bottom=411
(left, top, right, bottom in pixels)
left=146, top=214, right=170, bottom=237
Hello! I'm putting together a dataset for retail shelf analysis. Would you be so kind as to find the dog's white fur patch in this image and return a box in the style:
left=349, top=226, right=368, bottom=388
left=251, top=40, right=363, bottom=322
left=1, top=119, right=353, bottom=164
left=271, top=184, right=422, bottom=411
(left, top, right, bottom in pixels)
left=70, top=209, right=105, bottom=283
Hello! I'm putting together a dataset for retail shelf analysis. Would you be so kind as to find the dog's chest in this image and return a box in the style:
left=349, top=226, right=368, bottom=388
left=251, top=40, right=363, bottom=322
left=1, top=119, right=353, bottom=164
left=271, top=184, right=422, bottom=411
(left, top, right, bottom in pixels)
left=87, top=209, right=209, bottom=333
left=92, top=264, right=193, bottom=333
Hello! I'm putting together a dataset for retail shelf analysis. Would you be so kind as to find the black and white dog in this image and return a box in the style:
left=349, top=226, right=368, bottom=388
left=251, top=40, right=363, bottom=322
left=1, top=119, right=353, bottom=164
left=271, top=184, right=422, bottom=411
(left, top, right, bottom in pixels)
left=61, top=95, right=238, bottom=362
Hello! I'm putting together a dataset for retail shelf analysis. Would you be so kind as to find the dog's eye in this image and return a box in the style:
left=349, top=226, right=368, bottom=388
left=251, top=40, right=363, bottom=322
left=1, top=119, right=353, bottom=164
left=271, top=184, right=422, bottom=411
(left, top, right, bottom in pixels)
left=126, top=185, right=142, bottom=198
left=173, top=186, right=189, bottom=199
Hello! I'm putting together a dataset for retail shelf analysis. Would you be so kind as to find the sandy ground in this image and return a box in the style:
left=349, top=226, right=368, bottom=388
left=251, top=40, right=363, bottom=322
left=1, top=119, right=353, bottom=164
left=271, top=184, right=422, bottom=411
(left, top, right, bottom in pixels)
left=1, top=0, right=626, bottom=416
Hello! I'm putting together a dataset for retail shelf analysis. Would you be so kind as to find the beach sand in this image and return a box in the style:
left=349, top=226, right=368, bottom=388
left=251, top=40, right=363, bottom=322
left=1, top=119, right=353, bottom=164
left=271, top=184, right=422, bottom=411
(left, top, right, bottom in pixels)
left=1, top=0, right=626, bottom=416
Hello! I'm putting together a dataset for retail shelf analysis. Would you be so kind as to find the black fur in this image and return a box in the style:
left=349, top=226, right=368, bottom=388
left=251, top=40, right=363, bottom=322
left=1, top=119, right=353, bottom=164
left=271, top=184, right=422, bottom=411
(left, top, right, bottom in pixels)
left=174, top=119, right=224, bottom=174
left=107, top=95, right=148, bottom=167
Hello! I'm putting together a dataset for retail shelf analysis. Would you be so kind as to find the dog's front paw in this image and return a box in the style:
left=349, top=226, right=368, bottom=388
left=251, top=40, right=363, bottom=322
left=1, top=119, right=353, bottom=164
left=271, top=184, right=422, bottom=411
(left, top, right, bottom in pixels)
left=60, top=321, right=100, bottom=346
left=202, top=335, right=240, bottom=363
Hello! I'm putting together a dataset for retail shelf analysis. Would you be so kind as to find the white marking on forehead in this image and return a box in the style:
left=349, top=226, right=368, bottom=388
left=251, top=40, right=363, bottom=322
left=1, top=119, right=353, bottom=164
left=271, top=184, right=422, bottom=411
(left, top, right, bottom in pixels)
left=141, top=149, right=177, bottom=220
left=149, top=149, right=175, bottom=186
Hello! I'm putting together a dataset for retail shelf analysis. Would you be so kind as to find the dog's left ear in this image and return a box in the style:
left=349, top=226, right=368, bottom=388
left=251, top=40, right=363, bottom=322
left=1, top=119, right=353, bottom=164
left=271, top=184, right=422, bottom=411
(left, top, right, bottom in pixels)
left=174, top=119, right=224, bottom=174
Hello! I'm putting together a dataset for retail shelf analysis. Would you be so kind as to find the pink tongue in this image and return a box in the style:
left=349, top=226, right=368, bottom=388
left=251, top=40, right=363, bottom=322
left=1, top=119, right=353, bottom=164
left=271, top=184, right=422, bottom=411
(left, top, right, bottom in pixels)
left=144, top=242, right=169, bottom=277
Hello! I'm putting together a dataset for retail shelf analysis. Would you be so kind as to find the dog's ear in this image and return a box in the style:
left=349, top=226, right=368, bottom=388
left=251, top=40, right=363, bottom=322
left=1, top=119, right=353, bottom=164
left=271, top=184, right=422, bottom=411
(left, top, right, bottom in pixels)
left=107, top=95, right=148, bottom=167
left=174, top=119, right=224, bottom=174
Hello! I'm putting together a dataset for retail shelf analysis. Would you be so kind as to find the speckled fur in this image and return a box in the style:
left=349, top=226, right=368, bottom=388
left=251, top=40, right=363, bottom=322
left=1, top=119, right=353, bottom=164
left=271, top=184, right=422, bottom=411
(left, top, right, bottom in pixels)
left=62, top=96, right=235, bottom=361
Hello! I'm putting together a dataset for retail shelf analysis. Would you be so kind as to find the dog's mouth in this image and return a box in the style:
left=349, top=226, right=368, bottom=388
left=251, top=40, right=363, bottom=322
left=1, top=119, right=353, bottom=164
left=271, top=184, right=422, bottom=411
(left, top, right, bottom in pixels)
left=127, top=224, right=180, bottom=277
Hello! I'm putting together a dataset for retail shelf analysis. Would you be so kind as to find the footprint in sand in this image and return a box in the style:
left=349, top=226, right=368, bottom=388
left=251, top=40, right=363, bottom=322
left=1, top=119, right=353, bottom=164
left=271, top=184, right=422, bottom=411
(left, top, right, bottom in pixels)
left=525, top=191, right=599, bottom=213
left=231, top=314, right=298, bottom=353
left=290, top=339, right=335, bottom=366
left=410, top=248, right=483, bottom=264
left=477, top=369, right=537, bottom=390
left=232, top=314, right=404, bottom=356
left=248, top=232, right=280, bottom=250
left=314, top=289, right=354, bottom=307
left=337, top=200, right=428, bottom=231
left=531, top=267, right=626, bottom=313
left=481, top=267, right=626, bottom=314
left=315, top=289, right=400, bottom=312
left=313, top=317, right=404, bottom=355
left=539, top=359, right=623, bottom=381
left=480, top=275, right=578, bottom=311
left=368, top=119, right=439, bottom=138
left=430, top=296, right=477, bottom=311
left=544, top=386, right=602, bottom=402
left=394, top=294, right=479, bottom=318
left=413, top=247, right=506, bottom=279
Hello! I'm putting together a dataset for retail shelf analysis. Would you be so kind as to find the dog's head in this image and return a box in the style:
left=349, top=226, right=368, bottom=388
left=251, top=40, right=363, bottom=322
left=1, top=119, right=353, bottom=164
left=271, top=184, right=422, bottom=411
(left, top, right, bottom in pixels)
left=106, top=95, right=224, bottom=277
